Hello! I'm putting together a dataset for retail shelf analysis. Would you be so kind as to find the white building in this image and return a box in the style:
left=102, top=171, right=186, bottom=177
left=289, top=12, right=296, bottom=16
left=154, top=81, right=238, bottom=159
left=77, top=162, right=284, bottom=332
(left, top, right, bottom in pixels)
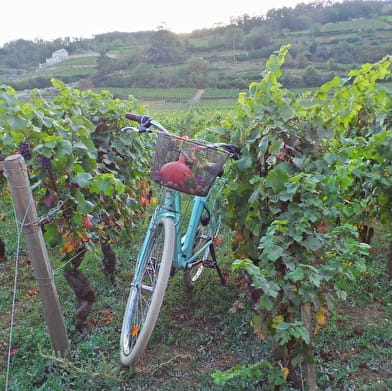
left=38, top=49, right=69, bottom=70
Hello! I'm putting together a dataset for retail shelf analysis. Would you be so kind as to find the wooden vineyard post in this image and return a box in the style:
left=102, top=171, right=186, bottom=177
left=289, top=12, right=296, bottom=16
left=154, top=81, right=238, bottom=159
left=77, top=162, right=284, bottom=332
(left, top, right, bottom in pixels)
left=301, top=302, right=318, bottom=391
left=4, top=154, right=69, bottom=357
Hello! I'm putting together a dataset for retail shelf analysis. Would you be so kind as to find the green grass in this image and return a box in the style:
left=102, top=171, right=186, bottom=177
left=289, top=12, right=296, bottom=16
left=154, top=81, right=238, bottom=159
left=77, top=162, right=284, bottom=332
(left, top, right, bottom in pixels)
left=86, top=87, right=239, bottom=113
left=145, top=100, right=237, bottom=114
left=314, top=228, right=392, bottom=390
left=96, top=87, right=242, bottom=101
left=1, top=197, right=392, bottom=390
left=61, top=57, right=98, bottom=66
left=42, top=67, right=96, bottom=77
left=320, top=18, right=392, bottom=33
left=202, top=88, right=243, bottom=99
left=0, top=215, right=262, bottom=390
left=93, top=87, right=198, bottom=100
left=12, top=66, right=95, bottom=81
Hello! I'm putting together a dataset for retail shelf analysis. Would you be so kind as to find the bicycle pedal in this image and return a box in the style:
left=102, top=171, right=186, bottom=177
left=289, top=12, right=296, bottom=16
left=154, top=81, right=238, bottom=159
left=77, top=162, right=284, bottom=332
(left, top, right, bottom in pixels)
left=202, top=259, right=217, bottom=269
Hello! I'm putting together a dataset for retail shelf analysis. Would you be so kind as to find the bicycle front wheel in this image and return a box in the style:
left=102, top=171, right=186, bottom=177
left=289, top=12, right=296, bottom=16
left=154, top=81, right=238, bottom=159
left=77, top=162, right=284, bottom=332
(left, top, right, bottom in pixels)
left=120, top=217, right=175, bottom=367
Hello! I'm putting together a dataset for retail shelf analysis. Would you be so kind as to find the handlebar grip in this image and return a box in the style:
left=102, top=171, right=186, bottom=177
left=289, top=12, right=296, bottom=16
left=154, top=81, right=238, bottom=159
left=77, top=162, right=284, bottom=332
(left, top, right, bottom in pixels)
left=125, top=113, right=152, bottom=132
left=125, top=113, right=144, bottom=123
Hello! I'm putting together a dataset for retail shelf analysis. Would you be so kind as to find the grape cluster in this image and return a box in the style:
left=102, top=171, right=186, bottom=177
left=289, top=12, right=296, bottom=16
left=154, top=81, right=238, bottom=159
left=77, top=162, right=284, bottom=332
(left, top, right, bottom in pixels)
left=40, top=155, right=53, bottom=171
left=44, top=191, right=57, bottom=208
left=65, top=175, right=80, bottom=189
left=18, top=141, right=32, bottom=160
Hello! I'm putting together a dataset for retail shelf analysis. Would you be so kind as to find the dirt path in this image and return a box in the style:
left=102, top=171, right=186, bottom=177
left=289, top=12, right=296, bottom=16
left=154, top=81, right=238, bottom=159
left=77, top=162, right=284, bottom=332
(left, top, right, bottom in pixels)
left=191, top=89, right=205, bottom=102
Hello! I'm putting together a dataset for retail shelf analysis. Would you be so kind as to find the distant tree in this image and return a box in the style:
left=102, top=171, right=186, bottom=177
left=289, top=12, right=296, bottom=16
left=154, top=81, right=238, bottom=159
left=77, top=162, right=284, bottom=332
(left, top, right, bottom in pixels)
left=333, top=41, right=356, bottom=63
left=296, top=53, right=309, bottom=68
left=224, top=27, right=244, bottom=50
left=381, top=3, right=392, bottom=15
left=302, top=65, right=321, bottom=86
left=146, top=29, right=182, bottom=65
left=91, top=52, right=118, bottom=86
left=230, top=14, right=252, bottom=27
left=130, top=63, right=156, bottom=87
left=244, top=27, right=272, bottom=50
left=310, top=23, right=322, bottom=34
left=5, top=55, right=19, bottom=68
left=207, top=34, right=225, bottom=50
left=283, top=15, right=312, bottom=31
left=284, top=52, right=296, bottom=67
left=266, top=6, right=293, bottom=21
left=189, top=73, right=208, bottom=88
left=187, top=57, right=207, bottom=75
left=309, top=41, right=318, bottom=57
left=96, top=52, right=116, bottom=73
left=229, top=14, right=262, bottom=33
left=166, top=66, right=188, bottom=87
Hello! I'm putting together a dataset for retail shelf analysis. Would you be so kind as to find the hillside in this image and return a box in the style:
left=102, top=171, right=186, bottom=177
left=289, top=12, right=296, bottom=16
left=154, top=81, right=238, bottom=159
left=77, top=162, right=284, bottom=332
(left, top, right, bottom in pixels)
left=1, top=0, right=392, bottom=97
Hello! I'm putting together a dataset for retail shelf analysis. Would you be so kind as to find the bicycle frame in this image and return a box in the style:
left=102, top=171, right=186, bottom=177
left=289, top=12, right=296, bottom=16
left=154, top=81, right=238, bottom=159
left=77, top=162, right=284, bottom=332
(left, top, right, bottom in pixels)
left=136, top=185, right=217, bottom=274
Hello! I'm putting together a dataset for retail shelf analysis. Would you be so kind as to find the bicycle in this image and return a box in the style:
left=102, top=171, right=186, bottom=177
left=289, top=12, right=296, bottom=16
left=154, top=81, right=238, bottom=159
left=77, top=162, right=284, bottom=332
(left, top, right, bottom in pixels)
left=119, top=113, right=240, bottom=367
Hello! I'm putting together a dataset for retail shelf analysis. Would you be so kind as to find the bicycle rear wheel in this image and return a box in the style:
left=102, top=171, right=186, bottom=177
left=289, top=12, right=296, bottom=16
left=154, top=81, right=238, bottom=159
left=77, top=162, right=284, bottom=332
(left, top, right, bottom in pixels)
left=120, top=217, right=175, bottom=367
left=183, top=198, right=222, bottom=289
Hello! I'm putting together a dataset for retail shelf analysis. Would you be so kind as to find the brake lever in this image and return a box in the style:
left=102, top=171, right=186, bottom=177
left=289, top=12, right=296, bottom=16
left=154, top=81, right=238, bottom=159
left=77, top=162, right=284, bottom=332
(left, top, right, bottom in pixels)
left=120, top=126, right=139, bottom=133
left=228, top=145, right=242, bottom=160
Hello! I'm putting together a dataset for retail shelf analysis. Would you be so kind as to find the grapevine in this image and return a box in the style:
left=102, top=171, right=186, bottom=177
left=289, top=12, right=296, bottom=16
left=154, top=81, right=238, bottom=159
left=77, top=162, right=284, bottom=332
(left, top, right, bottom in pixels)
left=0, top=79, right=151, bottom=328
left=217, top=47, right=391, bottom=388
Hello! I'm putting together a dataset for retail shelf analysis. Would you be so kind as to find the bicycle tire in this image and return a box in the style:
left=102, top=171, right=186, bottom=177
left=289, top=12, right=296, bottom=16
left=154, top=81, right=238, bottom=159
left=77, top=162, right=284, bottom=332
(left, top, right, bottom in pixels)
left=183, top=198, right=222, bottom=289
left=120, top=217, right=175, bottom=367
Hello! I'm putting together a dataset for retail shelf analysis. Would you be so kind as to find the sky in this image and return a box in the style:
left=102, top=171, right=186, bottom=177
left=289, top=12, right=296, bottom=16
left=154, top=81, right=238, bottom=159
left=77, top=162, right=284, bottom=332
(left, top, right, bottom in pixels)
left=1, top=0, right=318, bottom=47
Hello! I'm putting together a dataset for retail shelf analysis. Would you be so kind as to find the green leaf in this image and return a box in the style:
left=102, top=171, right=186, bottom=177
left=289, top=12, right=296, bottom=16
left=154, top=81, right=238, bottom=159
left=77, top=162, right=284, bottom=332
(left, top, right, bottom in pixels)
left=43, top=223, right=62, bottom=247
left=57, top=140, right=73, bottom=157
left=72, top=172, right=93, bottom=187
left=285, top=268, right=305, bottom=282
left=90, top=174, right=125, bottom=195
left=126, top=196, right=138, bottom=208
left=73, top=141, right=89, bottom=151
left=76, top=198, right=95, bottom=213
left=269, top=139, right=284, bottom=155
left=308, top=271, right=323, bottom=287
left=246, top=264, right=280, bottom=298
left=232, top=258, right=253, bottom=272
left=4, top=114, right=27, bottom=130
left=258, top=295, right=273, bottom=311
left=236, top=154, right=253, bottom=170
left=275, top=321, right=290, bottom=331
left=291, top=157, right=304, bottom=169
left=258, top=136, right=269, bottom=154
left=264, top=244, right=284, bottom=261
left=278, top=182, right=298, bottom=202
left=265, top=167, right=289, bottom=193
left=301, top=235, right=322, bottom=251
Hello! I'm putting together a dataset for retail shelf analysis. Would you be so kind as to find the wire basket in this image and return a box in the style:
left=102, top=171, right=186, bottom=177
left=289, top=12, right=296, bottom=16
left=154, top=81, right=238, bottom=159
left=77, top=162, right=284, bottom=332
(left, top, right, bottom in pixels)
left=151, top=133, right=228, bottom=196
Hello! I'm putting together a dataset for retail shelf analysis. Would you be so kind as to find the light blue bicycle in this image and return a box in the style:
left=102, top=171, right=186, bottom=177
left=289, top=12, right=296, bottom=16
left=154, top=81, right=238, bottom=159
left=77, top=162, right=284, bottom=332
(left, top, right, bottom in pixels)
left=119, top=114, right=239, bottom=367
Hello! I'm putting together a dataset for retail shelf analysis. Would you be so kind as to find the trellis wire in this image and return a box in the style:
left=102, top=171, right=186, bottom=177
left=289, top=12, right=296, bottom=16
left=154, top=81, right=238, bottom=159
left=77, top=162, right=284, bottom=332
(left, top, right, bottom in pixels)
left=4, top=195, right=67, bottom=390
left=5, top=194, right=32, bottom=391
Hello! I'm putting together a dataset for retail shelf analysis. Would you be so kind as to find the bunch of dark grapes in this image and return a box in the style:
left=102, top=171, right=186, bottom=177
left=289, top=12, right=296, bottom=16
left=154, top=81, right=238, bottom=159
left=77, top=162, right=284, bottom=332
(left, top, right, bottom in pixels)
left=40, top=155, right=53, bottom=171
left=18, top=142, right=32, bottom=160
left=65, top=175, right=80, bottom=190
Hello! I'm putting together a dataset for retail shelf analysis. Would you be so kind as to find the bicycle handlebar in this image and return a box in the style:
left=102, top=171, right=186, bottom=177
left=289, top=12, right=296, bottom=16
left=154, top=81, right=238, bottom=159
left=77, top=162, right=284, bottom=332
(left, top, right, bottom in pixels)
left=124, top=113, right=241, bottom=159
left=125, top=113, right=143, bottom=123
left=125, top=113, right=168, bottom=133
